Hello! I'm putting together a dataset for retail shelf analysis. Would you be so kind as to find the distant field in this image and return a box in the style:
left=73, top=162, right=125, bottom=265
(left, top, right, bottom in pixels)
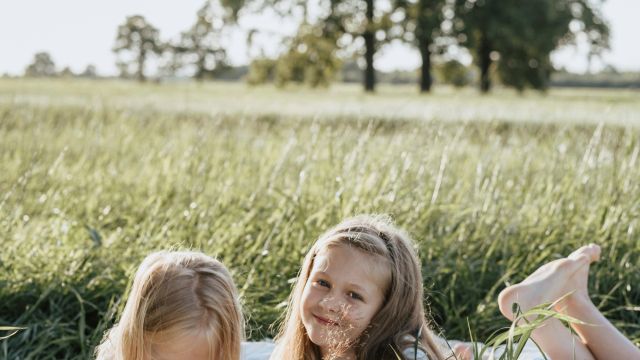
left=2, top=78, right=640, bottom=126
left=1, top=79, right=639, bottom=359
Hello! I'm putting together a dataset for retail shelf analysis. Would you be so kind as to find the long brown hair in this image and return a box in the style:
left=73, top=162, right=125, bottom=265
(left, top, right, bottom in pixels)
left=272, top=215, right=445, bottom=360
left=95, top=251, right=244, bottom=360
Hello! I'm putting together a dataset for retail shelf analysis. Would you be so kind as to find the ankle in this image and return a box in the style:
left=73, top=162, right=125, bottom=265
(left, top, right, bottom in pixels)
left=555, top=292, right=593, bottom=314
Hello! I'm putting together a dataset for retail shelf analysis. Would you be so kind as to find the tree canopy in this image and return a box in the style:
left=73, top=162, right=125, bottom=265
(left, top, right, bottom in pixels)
left=453, top=0, right=609, bottom=92
left=25, top=52, right=56, bottom=77
left=172, top=1, right=229, bottom=80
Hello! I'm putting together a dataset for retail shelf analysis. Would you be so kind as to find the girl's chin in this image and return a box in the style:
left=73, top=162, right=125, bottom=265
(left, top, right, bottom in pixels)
left=317, top=345, right=357, bottom=359
left=308, top=332, right=355, bottom=353
left=306, top=329, right=329, bottom=347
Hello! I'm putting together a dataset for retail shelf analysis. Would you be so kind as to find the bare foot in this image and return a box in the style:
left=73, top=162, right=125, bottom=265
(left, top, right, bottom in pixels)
left=498, top=244, right=600, bottom=321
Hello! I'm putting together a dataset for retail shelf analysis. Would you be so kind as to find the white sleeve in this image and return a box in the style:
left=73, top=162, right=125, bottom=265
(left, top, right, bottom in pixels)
left=401, top=346, right=431, bottom=360
left=240, top=341, right=276, bottom=360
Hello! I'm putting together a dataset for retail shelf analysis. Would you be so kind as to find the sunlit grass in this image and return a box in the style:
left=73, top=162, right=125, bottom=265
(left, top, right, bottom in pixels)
left=0, top=79, right=638, bottom=359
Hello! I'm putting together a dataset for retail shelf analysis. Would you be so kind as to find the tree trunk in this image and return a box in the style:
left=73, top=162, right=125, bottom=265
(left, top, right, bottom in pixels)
left=137, top=49, right=146, bottom=82
left=478, top=33, right=492, bottom=93
left=363, top=0, right=375, bottom=92
left=417, top=0, right=432, bottom=92
left=195, top=53, right=205, bottom=81
left=419, top=48, right=432, bottom=92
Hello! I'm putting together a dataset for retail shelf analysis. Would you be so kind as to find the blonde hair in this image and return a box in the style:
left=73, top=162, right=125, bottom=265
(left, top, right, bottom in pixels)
left=95, top=251, right=244, bottom=360
left=272, top=215, right=445, bottom=360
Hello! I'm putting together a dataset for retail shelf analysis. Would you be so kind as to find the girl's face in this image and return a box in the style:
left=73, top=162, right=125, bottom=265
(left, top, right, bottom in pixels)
left=300, top=244, right=389, bottom=357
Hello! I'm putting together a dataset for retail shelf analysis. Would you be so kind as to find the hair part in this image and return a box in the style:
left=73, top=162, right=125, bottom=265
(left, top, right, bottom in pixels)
left=95, top=251, right=244, bottom=360
left=273, top=214, right=445, bottom=360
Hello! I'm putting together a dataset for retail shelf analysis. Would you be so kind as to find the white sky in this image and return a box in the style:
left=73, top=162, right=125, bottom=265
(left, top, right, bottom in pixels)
left=0, top=0, right=638, bottom=76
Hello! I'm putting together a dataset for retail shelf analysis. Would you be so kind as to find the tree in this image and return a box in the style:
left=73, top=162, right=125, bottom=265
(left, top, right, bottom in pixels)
left=173, top=1, right=228, bottom=80
left=453, top=0, right=609, bottom=92
left=80, top=64, right=97, bottom=78
left=246, top=23, right=341, bottom=87
left=437, top=59, right=472, bottom=87
left=25, top=52, right=56, bottom=77
left=273, top=22, right=342, bottom=87
left=394, top=0, right=447, bottom=92
left=247, top=57, right=277, bottom=85
left=317, top=0, right=395, bottom=92
left=59, top=66, right=75, bottom=77
left=240, top=0, right=353, bottom=88
left=243, top=0, right=392, bottom=91
left=113, top=15, right=162, bottom=82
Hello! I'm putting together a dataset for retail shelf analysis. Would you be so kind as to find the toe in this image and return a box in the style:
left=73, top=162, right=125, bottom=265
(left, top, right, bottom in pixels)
left=587, top=243, right=601, bottom=262
left=568, top=244, right=599, bottom=263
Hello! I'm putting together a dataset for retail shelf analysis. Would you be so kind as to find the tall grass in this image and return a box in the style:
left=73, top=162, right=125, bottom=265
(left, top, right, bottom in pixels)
left=0, top=80, right=638, bottom=359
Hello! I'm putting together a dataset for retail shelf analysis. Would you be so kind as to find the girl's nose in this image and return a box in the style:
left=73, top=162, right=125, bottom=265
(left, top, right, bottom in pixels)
left=321, top=296, right=346, bottom=314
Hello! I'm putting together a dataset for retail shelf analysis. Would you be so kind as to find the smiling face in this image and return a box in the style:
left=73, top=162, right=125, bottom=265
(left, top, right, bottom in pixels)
left=300, top=244, right=390, bottom=358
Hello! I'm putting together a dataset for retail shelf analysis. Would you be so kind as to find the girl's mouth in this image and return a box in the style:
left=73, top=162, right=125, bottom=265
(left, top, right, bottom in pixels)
left=313, top=314, right=339, bottom=326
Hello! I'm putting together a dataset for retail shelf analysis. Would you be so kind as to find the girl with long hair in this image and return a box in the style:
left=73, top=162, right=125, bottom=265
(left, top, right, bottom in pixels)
left=271, top=215, right=470, bottom=360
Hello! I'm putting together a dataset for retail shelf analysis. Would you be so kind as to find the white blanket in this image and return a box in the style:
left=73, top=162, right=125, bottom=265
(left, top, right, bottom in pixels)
left=241, top=341, right=276, bottom=360
left=240, top=339, right=547, bottom=360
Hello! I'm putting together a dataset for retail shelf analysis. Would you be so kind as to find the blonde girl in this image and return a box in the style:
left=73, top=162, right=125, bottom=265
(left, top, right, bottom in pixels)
left=271, top=215, right=467, bottom=360
left=95, top=251, right=244, bottom=360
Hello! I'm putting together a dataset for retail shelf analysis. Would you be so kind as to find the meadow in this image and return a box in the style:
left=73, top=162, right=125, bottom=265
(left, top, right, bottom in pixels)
left=1, top=78, right=639, bottom=359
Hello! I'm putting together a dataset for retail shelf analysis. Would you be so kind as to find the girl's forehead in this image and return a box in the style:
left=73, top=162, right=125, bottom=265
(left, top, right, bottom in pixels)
left=314, top=244, right=376, bottom=265
left=312, top=244, right=391, bottom=289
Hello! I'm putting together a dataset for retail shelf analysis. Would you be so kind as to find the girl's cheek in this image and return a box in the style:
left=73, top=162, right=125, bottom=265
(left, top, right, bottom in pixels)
left=345, top=307, right=367, bottom=322
left=307, top=283, right=323, bottom=297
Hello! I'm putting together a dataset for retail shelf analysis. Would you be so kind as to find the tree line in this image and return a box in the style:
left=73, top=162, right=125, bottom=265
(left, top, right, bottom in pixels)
left=23, top=52, right=97, bottom=79
left=24, top=0, right=609, bottom=93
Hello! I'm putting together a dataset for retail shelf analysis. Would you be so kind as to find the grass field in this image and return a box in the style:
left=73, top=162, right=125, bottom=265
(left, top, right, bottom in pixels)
left=1, top=78, right=639, bottom=359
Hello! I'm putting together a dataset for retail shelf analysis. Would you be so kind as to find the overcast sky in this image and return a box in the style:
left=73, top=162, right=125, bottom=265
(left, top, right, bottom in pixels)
left=1, top=0, right=638, bottom=76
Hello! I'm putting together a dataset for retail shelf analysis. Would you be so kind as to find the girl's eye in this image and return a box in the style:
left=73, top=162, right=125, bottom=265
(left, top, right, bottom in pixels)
left=348, top=292, right=363, bottom=301
left=317, top=279, right=330, bottom=288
